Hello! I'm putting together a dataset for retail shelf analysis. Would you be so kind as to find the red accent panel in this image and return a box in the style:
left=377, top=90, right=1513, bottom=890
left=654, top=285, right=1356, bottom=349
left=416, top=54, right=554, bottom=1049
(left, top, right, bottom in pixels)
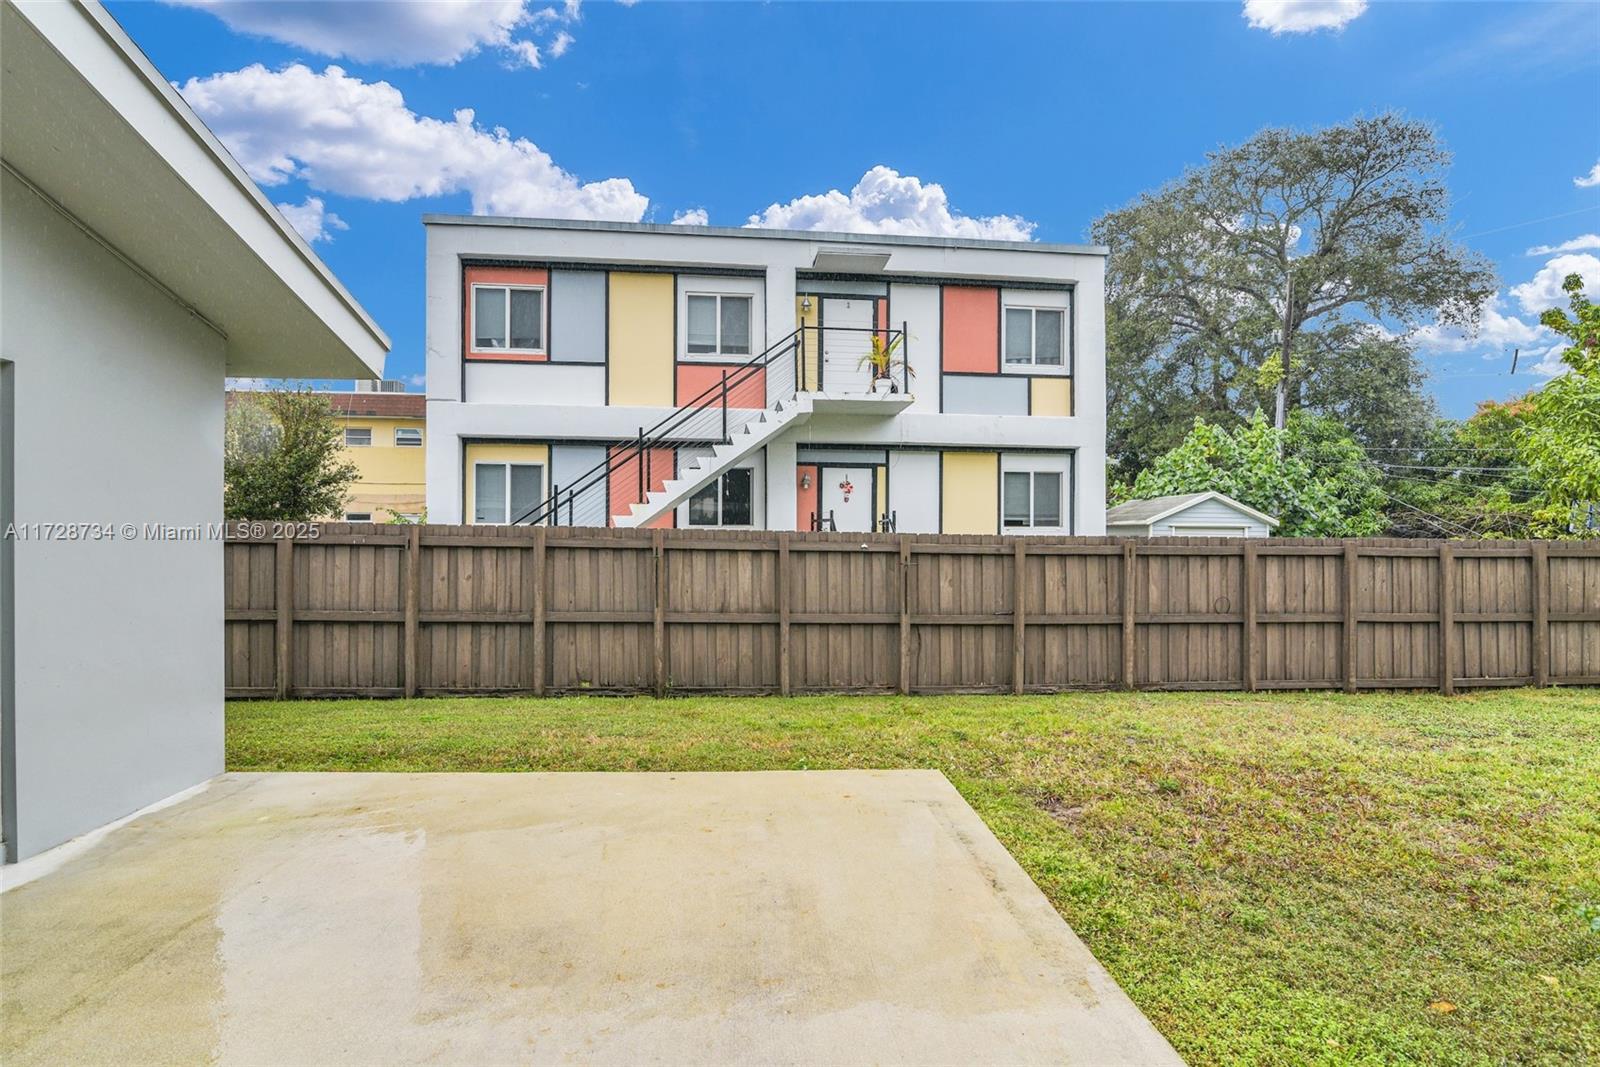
left=675, top=363, right=766, bottom=409
left=464, top=265, right=549, bottom=363
left=942, top=286, right=999, bottom=373
left=796, top=464, right=819, bottom=532
left=607, top=444, right=676, bottom=529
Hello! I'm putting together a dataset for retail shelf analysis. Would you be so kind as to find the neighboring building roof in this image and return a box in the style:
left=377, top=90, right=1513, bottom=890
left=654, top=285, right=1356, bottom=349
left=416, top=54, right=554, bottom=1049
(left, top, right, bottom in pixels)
left=225, top=390, right=426, bottom=418
left=324, top=392, right=426, bottom=418
left=1, top=1, right=389, bottom=379
left=422, top=214, right=1110, bottom=257
left=1106, top=492, right=1280, bottom=528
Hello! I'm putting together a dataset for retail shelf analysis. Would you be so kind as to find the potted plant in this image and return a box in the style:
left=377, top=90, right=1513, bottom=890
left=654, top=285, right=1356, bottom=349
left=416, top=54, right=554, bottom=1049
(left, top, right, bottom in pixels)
left=857, top=333, right=912, bottom=393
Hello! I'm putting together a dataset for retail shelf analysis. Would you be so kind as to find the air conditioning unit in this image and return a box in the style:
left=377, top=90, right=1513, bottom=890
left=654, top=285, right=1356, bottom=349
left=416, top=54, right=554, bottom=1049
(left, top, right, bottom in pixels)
left=354, top=379, right=407, bottom=393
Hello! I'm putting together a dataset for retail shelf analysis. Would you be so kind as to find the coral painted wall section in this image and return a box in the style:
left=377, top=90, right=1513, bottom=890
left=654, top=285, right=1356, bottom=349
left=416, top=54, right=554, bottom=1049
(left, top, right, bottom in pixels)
left=941, top=286, right=999, bottom=373
left=464, top=266, right=548, bottom=363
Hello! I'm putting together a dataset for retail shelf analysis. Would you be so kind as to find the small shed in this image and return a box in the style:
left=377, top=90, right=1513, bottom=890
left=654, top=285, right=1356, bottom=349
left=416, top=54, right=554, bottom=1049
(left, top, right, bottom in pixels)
left=1106, top=492, right=1278, bottom=538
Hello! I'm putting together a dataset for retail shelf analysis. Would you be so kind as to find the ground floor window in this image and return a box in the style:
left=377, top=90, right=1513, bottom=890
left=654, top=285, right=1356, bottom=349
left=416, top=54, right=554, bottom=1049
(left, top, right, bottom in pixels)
left=345, top=511, right=372, bottom=522
left=687, top=467, right=754, bottom=527
left=474, top=462, right=544, bottom=524
left=1003, top=470, right=1063, bottom=529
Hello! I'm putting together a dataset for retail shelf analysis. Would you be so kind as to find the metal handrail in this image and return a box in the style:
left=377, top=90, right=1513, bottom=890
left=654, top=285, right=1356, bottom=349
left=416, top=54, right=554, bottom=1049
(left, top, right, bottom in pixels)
left=512, top=326, right=804, bottom=526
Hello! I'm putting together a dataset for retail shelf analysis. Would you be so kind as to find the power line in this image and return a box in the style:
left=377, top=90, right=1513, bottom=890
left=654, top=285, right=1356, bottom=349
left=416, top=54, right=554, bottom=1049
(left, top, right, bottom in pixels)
left=1459, top=206, right=1600, bottom=241
left=1375, top=462, right=1528, bottom=473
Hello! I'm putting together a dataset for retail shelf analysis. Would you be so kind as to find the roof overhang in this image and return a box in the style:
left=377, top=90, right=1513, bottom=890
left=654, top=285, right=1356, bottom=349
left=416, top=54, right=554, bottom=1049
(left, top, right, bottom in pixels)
left=0, top=0, right=389, bottom=378
left=811, top=247, right=892, bottom=273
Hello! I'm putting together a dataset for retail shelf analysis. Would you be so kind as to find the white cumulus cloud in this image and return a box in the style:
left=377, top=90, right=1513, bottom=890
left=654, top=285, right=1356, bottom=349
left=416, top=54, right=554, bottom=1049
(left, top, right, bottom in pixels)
left=1576, top=160, right=1600, bottom=188
left=1242, top=0, right=1367, bottom=34
left=746, top=166, right=1035, bottom=241
left=275, top=195, right=347, bottom=242
left=1526, top=234, right=1600, bottom=256
left=166, top=0, right=580, bottom=69
left=670, top=208, right=710, bottom=226
left=179, top=64, right=646, bottom=220
left=1509, top=253, right=1600, bottom=315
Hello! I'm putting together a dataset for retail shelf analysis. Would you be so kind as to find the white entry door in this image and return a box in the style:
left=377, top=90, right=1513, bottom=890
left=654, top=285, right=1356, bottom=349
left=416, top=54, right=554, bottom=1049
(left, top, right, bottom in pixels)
left=821, top=298, right=875, bottom=394
left=820, top=466, right=875, bottom=532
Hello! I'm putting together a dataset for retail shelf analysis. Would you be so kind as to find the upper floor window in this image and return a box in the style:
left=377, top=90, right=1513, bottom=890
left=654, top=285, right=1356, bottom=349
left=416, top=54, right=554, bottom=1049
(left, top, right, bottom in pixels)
left=1003, top=306, right=1065, bottom=371
left=1003, top=470, right=1063, bottom=529
left=395, top=427, right=423, bottom=447
left=686, top=293, right=752, bottom=358
left=473, top=284, right=545, bottom=353
left=473, top=462, right=544, bottom=525
left=687, top=467, right=754, bottom=527
left=345, top=427, right=372, bottom=447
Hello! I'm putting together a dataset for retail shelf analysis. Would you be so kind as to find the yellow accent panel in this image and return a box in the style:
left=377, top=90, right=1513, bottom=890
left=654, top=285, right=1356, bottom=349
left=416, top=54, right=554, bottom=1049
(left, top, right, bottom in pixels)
left=876, top=465, right=888, bottom=525
left=796, top=296, right=820, bottom=391
left=941, top=452, right=998, bottom=535
left=608, top=272, right=675, bottom=406
left=1030, top=377, right=1072, bottom=417
left=464, top=443, right=550, bottom=522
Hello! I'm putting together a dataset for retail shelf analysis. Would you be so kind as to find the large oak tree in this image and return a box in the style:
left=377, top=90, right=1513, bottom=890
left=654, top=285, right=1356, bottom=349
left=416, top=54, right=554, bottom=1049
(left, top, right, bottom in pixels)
left=1094, top=113, right=1496, bottom=479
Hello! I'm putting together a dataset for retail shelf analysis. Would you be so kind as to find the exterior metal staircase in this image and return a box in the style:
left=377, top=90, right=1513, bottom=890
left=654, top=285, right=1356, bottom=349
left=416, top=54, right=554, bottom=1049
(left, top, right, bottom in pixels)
left=612, top=394, right=813, bottom=528
left=512, top=322, right=910, bottom=528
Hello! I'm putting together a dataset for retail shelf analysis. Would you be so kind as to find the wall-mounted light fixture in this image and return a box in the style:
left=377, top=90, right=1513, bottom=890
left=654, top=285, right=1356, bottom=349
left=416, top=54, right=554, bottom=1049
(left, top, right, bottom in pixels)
left=800, top=473, right=811, bottom=490
left=800, top=296, right=812, bottom=313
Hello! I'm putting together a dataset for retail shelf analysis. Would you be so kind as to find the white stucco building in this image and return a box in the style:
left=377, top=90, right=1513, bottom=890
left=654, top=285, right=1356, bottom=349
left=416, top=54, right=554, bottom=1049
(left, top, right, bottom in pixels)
left=424, top=218, right=1107, bottom=535
left=0, top=0, right=388, bottom=861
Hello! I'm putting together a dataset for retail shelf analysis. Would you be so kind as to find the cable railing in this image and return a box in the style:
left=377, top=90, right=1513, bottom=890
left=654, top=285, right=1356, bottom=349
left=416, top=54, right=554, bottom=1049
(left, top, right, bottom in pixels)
left=510, top=322, right=908, bottom=528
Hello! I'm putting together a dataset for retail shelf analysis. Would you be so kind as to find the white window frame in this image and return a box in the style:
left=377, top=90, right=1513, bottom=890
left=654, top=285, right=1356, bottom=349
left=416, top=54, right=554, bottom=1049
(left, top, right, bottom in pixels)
left=471, top=460, right=547, bottom=526
left=344, top=427, right=372, bottom=447
left=1001, top=304, right=1068, bottom=375
left=394, top=427, right=423, bottom=447
left=1000, top=452, right=1071, bottom=535
left=471, top=282, right=547, bottom=355
left=683, top=291, right=755, bottom=360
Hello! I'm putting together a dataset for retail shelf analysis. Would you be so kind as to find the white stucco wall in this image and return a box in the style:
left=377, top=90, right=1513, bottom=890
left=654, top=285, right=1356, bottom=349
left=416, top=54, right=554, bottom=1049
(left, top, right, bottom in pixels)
left=1, top=170, right=225, bottom=860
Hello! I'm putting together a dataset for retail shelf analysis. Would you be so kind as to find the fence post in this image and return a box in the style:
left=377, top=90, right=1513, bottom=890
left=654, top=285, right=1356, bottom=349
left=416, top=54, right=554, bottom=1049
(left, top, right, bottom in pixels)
left=1342, top=542, right=1359, bottom=693
left=1121, top=541, right=1137, bottom=691
left=274, top=534, right=294, bottom=700
left=1242, top=540, right=1257, bottom=691
left=777, top=533, right=791, bottom=696
left=530, top=526, right=546, bottom=697
left=1438, top=543, right=1455, bottom=695
left=1012, top=538, right=1026, bottom=695
left=1531, top=541, right=1548, bottom=687
left=652, top=528, right=666, bottom=698
left=899, top=535, right=913, bottom=695
left=404, top=525, right=420, bottom=698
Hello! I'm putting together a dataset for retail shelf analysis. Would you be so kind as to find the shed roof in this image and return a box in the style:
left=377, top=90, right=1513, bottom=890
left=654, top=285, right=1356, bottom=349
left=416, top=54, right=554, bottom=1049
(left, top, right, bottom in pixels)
left=1106, top=492, right=1280, bottom=528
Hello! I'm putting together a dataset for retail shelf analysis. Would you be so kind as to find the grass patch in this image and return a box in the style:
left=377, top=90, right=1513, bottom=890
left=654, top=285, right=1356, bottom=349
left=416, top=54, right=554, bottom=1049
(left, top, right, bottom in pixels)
left=230, top=689, right=1600, bottom=1066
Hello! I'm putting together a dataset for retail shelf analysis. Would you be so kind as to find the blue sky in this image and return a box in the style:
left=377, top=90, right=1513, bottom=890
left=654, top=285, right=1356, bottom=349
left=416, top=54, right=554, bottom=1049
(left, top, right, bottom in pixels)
left=111, top=0, right=1600, bottom=418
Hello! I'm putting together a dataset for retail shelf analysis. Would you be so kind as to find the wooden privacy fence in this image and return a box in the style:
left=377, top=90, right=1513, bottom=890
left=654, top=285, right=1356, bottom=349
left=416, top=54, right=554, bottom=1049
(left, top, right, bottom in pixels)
left=224, top=524, right=1600, bottom=698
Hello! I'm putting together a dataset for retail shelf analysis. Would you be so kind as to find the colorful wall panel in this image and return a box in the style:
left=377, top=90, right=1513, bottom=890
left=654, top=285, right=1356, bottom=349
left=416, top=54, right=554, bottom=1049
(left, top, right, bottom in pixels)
left=941, top=451, right=999, bottom=534
left=549, top=269, right=606, bottom=364
left=795, top=296, right=821, bottom=391
left=887, top=451, right=940, bottom=533
left=796, top=464, right=819, bottom=529
left=941, top=286, right=999, bottom=373
left=941, top=374, right=1029, bottom=415
left=607, top=272, right=674, bottom=406
left=675, top=363, right=766, bottom=409
left=1030, top=377, right=1072, bottom=416
left=607, top=444, right=676, bottom=529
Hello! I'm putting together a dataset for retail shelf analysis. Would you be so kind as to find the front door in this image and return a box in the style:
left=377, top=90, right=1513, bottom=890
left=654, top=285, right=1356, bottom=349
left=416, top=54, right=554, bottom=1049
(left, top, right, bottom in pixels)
left=820, top=298, right=875, bottom=394
left=820, top=466, right=874, bottom=532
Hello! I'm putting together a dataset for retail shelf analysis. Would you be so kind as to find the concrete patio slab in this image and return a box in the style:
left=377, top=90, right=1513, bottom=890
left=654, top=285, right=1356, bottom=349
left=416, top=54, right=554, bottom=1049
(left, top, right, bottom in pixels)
left=1, top=771, right=1181, bottom=1066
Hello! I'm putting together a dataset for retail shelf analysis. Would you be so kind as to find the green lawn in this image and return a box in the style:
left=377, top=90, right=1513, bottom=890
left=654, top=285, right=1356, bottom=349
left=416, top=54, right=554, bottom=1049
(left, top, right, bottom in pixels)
left=229, top=689, right=1599, bottom=1066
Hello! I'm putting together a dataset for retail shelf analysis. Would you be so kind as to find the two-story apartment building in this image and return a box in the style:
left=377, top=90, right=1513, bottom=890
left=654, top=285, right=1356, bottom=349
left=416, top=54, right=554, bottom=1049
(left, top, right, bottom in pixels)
left=423, top=217, right=1107, bottom=534
left=325, top=387, right=426, bottom=522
